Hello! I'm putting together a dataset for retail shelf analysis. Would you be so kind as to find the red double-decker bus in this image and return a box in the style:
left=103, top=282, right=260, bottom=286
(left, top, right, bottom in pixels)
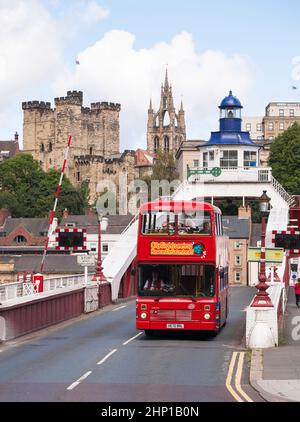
left=136, top=200, right=229, bottom=336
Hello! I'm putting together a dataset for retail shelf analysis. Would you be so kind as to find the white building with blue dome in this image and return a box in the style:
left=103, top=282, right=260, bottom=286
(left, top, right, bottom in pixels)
left=198, top=91, right=260, bottom=171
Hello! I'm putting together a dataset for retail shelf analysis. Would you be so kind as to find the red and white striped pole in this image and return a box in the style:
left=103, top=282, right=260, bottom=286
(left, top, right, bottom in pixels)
left=40, top=134, right=72, bottom=274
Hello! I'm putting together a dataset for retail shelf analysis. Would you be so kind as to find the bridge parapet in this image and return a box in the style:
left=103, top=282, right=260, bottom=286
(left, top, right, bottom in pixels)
left=246, top=282, right=287, bottom=348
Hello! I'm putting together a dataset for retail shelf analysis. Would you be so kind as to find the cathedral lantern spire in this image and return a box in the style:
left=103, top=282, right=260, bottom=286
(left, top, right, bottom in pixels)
left=147, top=70, right=186, bottom=155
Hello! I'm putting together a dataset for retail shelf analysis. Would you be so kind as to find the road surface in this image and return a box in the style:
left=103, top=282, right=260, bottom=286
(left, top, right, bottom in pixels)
left=0, top=286, right=263, bottom=402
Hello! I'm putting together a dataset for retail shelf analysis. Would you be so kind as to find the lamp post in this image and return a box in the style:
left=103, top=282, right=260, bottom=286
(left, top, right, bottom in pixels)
left=92, top=212, right=108, bottom=282
left=251, top=191, right=274, bottom=307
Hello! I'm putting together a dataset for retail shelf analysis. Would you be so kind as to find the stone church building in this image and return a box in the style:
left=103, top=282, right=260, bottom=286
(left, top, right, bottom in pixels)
left=147, top=70, right=186, bottom=155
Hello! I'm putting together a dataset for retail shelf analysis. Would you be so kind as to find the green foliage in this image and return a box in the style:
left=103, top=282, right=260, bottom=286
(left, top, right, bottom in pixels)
left=268, top=123, right=300, bottom=195
left=0, top=154, right=89, bottom=218
left=151, top=150, right=179, bottom=182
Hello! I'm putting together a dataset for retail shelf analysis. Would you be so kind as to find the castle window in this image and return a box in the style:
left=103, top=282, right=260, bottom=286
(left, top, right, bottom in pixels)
left=49, top=158, right=52, bottom=164
left=90, top=147, right=93, bottom=155
left=40, top=143, right=45, bottom=152
left=154, top=136, right=160, bottom=153
left=14, top=235, right=27, bottom=244
left=76, top=171, right=80, bottom=182
left=164, top=136, right=170, bottom=152
left=48, top=142, right=53, bottom=152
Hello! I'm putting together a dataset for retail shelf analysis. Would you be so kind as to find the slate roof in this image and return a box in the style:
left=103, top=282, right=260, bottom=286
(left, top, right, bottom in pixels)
left=13, top=254, right=92, bottom=274
left=0, top=140, right=19, bottom=159
left=0, top=218, right=48, bottom=236
left=61, top=214, right=133, bottom=235
left=250, top=223, right=262, bottom=247
left=222, top=216, right=250, bottom=239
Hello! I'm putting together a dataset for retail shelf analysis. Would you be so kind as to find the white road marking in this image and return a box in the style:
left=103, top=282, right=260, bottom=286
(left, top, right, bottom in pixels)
left=112, top=305, right=127, bottom=312
left=97, top=349, right=117, bottom=365
left=67, top=370, right=92, bottom=391
left=122, top=332, right=143, bottom=345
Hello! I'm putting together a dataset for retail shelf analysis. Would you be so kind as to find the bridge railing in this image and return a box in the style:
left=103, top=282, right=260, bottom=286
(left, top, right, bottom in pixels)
left=0, top=274, right=91, bottom=304
left=188, top=166, right=273, bottom=183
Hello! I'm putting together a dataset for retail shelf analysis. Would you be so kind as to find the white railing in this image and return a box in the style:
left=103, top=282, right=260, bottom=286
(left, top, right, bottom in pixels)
left=271, top=176, right=295, bottom=206
left=0, top=274, right=91, bottom=304
left=188, top=166, right=273, bottom=183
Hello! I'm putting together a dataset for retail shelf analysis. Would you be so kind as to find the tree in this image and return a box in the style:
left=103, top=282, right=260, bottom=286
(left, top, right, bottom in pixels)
left=268, top=123, right=300, bottom=195
left=142, top=151, right=180, bottom=200
left=0, top=154, right=89, bottom=218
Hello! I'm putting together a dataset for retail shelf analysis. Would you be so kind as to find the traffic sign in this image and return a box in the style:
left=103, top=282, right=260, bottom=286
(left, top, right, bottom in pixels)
left=247, top=247, right=283, bottom=263
left=77, top=254, right=96, bottom=267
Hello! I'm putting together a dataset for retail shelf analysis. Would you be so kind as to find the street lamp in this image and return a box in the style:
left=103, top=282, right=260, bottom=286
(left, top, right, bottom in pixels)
left=92, top=211, right=108, bottom=282
left=251, top=190, right=274, bottom=307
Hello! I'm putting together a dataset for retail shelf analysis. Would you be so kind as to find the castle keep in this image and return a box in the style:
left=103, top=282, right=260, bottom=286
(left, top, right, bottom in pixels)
left=22, top=91, right=136, bottom=202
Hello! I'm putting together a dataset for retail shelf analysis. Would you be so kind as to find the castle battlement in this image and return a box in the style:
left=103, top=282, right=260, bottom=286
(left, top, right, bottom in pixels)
left=54, top=90, right=83, bottom=107
left=91, top=102, right=121, bottom=112
left=22, top=101, right=52, bottom=111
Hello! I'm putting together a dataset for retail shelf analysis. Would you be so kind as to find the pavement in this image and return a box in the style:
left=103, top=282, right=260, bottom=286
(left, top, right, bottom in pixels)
left=251, top=287, right=300, bottom=402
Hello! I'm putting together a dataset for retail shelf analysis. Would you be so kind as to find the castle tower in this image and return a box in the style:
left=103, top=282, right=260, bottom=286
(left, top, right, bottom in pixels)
left=147, top=70, right=186, bottom=155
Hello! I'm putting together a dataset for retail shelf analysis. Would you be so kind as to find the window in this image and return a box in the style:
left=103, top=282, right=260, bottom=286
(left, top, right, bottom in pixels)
left=244, top=151, right=257, bottom=167
left=235, top=272, right=241, bottom=283
left=141, top=211, right=212, bottom=236
left=48, top=142, right=53, bottom=152
left=89, top=147, right=93, bottom=155
left=203, top=152, right=208, bottom=168
left=256, top=123, right=262, bottom=131
left=246, top=123, right=251, bottom=131
left=76, top=171, right=80, bottom=182
left=164, top=136, right=169, bottom=152
left=268, top=122, right=274, bottom=131
left=279, top=109, right=284, bottom=117
left=279, top=122, right=284, bottom=131
left=257, top=136, right=263, bottom=140
left=193, top=160, right=199, bottom=168
left=40, top=143, right=45, bottom=152
left=138, top=264, right=215, bottom=298
left=91, top=243, right=96, bottom=252
left=290, top=109, right=295, bottom=117
left=220, top=150, right=238, bottom=168
left=154, top=136, right=160, bottom=153
left=234, top=241, right=241, bottom=249
left=269, top=136, right=274, bottom=140
left=235, top=255, right=241, bottom=266
left=14, top=235, right=27, bottom=244
left=209, top=151, right=214, bottom=161
left=102, top=244, right=109, bottom=252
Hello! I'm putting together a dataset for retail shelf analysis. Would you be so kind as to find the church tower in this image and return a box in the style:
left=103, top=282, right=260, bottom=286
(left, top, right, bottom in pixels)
left=147, top=70, right=186, bottom=155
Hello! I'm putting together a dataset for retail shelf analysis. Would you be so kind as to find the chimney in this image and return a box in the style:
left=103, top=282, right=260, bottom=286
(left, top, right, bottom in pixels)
left=63, top=208, right=69, bottom=219
left=238, top=205, right=252, bottom=219
left=14, top=132, right=19, bottom=142
left=0, top=208, right=10, bottom=227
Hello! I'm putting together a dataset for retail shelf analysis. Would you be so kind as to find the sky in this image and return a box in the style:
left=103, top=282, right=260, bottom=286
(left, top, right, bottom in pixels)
left=0, top=0, right=300, bottom=150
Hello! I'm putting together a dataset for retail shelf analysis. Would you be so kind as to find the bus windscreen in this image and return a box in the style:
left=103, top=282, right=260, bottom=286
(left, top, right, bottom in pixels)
left=138, top=264, right=215, bottom=298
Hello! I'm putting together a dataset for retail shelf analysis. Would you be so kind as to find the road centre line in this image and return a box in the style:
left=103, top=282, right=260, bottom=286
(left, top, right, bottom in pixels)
left=235, top=352, right=254, bottom=402
left=112, top=305, right=127, bottom=312
left=97, top=349, right=118, bottom=365
left=225, top=352, right=244, bottom=402
left=67, top=371, right=92, bottom=391
left=123, top=332, right=143, bottom=345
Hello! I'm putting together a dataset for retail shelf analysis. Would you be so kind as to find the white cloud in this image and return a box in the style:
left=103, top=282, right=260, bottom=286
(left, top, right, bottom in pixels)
left=0, top=0, right=63, bottom=137
left=54, top=30, right=254, bottom=149
left=81, top=1, right=109, bottom=24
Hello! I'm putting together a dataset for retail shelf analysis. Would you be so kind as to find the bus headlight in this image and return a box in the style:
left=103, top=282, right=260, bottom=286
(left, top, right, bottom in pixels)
left=140, top=312, right=148, bottom=320
left=204, top=313, right=210, bottom=320
left=141, top=304, right=147, bottom=311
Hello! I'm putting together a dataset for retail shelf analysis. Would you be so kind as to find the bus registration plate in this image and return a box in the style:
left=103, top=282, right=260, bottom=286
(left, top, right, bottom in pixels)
left=167, top=324, right=184, bottom=329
